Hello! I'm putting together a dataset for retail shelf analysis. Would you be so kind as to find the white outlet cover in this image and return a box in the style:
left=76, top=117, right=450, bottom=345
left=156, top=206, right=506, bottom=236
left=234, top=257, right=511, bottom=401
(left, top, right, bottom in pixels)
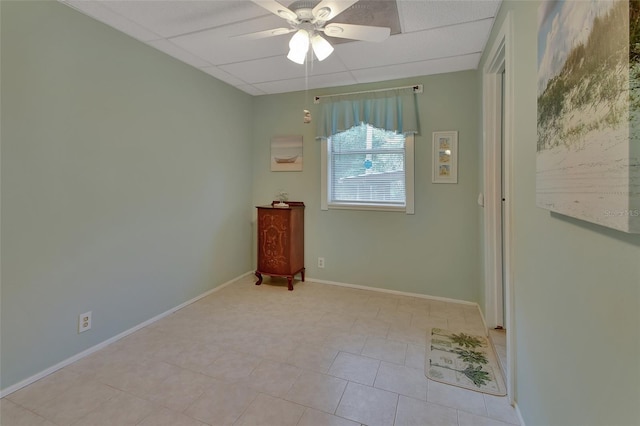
left=78, top=311, right=92, bottom=333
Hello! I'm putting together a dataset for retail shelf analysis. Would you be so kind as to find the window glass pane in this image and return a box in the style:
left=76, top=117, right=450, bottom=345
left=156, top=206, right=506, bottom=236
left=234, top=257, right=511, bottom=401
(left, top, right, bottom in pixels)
left=329, top=123, right=406, bottom=205
left=331, top=123, right=404, bottom=152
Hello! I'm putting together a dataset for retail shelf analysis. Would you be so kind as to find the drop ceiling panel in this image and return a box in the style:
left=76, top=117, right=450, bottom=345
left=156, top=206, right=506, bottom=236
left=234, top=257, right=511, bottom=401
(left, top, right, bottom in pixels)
left=351, top=53, right=482, bottom=84
left=254, top=71, right=358, bottom=94
left=66, top=1, right=163, bottom=42
left=168, top=15, right=290, bottom=65
left=335, top=18, right=494, bottom=69
left=200, top=66, right=248, bottom=87
left=219, top=55, right=348, bottom=85
left=398, top=0, right=501, bottom=33
left=97, top=1, right=266, bottom=38
left=147, top=39, right=213, bottom=68
left=58, top=1, right=502, bottom=95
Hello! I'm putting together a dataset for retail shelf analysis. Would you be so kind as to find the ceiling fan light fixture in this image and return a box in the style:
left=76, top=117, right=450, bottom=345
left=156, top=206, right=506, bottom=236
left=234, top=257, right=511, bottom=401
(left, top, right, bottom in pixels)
left=311, top=34, right=334, bottom=61
left=287, top=29, right=310, bottom=64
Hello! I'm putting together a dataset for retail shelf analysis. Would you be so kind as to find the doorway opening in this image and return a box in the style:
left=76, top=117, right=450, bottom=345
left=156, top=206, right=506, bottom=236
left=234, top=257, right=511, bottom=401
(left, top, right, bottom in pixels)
left=483, top=11, right=514, bottom=403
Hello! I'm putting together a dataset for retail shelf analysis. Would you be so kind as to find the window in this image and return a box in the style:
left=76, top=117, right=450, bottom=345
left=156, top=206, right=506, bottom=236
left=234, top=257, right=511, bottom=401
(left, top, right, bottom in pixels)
left=321, top=123, right=414, bottom=213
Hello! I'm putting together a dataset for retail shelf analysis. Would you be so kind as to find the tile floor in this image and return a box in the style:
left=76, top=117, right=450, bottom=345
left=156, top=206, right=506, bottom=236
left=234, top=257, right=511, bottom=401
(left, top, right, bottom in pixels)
left=1, top=275, right=520, bottom=426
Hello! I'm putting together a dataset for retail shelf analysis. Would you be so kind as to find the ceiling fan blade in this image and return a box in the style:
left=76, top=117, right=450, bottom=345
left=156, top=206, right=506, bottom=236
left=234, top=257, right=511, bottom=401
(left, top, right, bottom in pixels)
left=232, top=27, right=294, bottom=40
left=323, top=23, right=390, bottom=42
left=251, top=0, right=298, bottom=21
left=312, top=0, right=358, bottom=22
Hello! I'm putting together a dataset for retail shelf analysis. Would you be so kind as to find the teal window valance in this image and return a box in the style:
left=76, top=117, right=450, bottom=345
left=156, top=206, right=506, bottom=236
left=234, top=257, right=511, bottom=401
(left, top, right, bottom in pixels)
left=316, top=87, right=420, bottom=139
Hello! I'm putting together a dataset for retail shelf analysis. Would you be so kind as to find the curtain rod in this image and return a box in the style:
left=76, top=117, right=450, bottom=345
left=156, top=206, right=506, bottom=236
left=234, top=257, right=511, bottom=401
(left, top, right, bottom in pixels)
left=313, top=84, right=423, bottom=104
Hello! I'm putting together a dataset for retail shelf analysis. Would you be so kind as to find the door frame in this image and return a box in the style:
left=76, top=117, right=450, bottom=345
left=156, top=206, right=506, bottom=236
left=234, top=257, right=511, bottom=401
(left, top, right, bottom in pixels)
left=482, top=11, right=515, bottom=403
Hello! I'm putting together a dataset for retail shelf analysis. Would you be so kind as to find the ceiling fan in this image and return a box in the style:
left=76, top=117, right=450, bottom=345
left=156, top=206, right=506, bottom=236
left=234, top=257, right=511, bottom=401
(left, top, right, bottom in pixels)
left=236, top=0, right=391, bottom=64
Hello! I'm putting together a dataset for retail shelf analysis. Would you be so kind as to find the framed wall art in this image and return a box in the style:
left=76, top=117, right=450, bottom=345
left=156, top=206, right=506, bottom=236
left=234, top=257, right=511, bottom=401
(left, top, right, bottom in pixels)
left=271, top=135, right=303, bottom=172
left=432, top=131, right=458, bottom=184
left=536, top=0, right=640, bottom=233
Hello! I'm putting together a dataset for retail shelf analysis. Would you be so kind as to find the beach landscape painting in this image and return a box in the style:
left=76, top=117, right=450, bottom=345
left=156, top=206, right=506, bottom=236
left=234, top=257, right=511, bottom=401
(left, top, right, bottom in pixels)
left=271, top=135, right=303, bottom=171
left=537, top=0, right=640, bottom=233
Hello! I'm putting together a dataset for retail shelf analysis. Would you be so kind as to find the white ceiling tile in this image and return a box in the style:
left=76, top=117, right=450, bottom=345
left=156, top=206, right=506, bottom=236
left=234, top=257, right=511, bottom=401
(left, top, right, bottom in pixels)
left=254, top=72, right=358, bottom=95
left=398, top=0, right=501, bottom=33
left=199, top=66, right=248, bottom=87
left=98, top=1, right=268, bottom=38
left=146, top=39, right=213, bottom=68
left=351, top=53, right=482, bottom=83
left=168, top=14, right=290, bottom=65
left=66, top=0, right=163, bottom=41
left=58, top=0, right=502, bottom=95
left=335, top=18, right=494, bottom=69
left=235, top=84, right=268, bottom=96
left=219, top=55, right=348, bottom=85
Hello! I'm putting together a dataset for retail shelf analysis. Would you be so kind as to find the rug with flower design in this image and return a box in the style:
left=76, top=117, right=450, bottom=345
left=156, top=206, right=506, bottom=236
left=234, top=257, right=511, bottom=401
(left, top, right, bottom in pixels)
left=425, top=328, right=506, bottom=396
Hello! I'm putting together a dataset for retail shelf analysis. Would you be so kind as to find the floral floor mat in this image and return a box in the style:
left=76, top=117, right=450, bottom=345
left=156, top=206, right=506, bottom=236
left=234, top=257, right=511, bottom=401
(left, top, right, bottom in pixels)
left=425, top=328, right=506, bottom=396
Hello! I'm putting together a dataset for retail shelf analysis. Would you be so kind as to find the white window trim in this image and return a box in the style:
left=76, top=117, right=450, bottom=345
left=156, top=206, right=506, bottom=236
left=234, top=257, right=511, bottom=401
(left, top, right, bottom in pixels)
left=321, top=134, right=414, bottom=214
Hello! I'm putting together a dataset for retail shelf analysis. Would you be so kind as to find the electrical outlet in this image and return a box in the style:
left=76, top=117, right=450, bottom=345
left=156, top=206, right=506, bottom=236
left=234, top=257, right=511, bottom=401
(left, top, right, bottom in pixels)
left=78, top=311, right=92, bottom=333
left=318, top=257, right=325, bottom=268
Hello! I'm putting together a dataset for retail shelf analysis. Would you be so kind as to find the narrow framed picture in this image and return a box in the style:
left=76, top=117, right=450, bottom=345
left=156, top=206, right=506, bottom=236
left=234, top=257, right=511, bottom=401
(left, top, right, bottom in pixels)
left=432, top=131, right=458, bottom=184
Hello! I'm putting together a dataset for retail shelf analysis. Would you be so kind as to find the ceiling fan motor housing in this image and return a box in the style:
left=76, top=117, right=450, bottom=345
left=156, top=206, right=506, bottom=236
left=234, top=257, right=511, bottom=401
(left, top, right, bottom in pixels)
left=289, top=0, right=326, bottom=21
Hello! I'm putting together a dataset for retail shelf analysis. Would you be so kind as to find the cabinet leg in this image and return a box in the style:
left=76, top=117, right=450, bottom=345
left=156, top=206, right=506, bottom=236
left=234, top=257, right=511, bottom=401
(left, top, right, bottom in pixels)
left=301, top=268, right=305, bottom=282
left=287, top=276, right=294, bottom=291
left=255, top=271, right=263, bottom=286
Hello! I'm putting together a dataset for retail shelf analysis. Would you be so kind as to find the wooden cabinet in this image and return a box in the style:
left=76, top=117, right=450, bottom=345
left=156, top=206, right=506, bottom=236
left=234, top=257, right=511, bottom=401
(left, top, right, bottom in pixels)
left=255, top=202, right=305, bottom=291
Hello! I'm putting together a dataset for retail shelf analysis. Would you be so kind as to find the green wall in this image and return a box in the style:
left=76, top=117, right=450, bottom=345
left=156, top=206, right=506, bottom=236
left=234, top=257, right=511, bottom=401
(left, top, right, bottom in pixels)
left=1, top=1, right=253, bottom=389
left=251, top=72, right=481, bottom=301
left=480, top=2, right=640, bottom=425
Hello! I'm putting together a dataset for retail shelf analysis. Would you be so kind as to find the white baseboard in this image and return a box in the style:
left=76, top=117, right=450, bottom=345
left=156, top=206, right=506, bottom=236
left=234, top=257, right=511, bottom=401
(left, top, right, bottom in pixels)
left=306, top=276, right=478, bottom=306
left=0, top=271, right=253, bottom=398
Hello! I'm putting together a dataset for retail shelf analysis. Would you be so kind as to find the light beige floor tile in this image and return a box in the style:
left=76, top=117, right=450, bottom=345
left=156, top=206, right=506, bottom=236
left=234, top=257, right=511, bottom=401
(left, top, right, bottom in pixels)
left=289, top=343, right=339, bottom=373
left=318, top=311, right=358, bottom=330
left=361, top=336, right=407, bottom=364
left=6, top=369, right=84, bottom=411
left=427, top=380, right=487, bottom=416
left=102, top=359, right=181, bottom=397
left=0, top=399, right=56, bottom=426
left=410, top=315, right=449, bottom=331
left=137, top=407, right=207, bottom=426
left=387, top=324, right=431, bottom=346
left=5, top=279, right=511, bottom=426
left=235, top=393, right=305, bottom=426
left=350, top=317, right=391, bottom=337
left=32, top=379, right=119, bottom=426
left=297, top=407, right=360, bottom=426
left=328, top=352, right=380, bottom=386
left=335, top=382, right=398, bottom=426
left=405, top=343, right=426, bottom=370
left=70, top=391, right=155, bottom=426
left=376, top=307, right=413, bottom=327
left=374, top=362, right=428, bottom=401
left=251, top=337, right=298, bottom=361
left=284, top=371, right=347, bottom=414
left=366, top=295, right=399, bottom=311
left=323, top=331, right=368, bottom=354
left=238, top=359, right=301, bottom=397
left=200, top=349, right=261, bottom=381
left=184, top=380, right=258, bottom=426
left=155, top=341, right=224, bottom=372
left=458, top=410, right=520, bottom=426
left=484, top=394, right=521, bottom=425
left=144, top=368, right=215, bottom=412
left=394, top=395, right=459, bottom=426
